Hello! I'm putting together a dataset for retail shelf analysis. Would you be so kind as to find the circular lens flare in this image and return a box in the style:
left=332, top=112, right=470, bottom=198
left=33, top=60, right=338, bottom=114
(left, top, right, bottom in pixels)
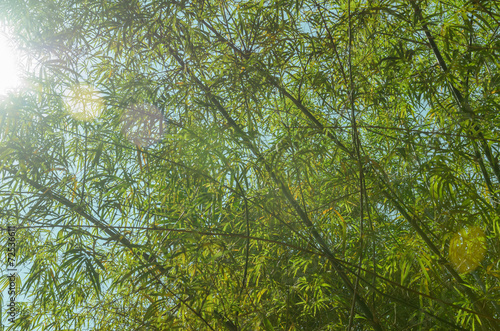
left=449, top=226, right=487, bottom=274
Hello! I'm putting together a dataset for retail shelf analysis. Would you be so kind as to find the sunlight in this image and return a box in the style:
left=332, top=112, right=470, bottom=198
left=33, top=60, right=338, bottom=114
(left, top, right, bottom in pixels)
left=63, top=84, right=103, bottom=121
left=0, top=28, right=22, bottom=95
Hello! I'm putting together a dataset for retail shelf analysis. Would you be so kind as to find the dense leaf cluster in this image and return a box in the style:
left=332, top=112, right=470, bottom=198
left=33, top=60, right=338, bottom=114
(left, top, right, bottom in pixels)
left=0, top=0, right=499, bottom=329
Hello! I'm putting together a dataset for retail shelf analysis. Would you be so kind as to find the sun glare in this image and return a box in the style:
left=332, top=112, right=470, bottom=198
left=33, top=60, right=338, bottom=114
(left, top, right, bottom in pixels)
left=0, top=28, right=22, bottom=95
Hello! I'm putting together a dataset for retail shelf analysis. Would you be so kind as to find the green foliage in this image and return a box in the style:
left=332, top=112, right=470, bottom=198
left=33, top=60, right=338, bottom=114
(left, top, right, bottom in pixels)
left=0, top=0, right=499, bottom=329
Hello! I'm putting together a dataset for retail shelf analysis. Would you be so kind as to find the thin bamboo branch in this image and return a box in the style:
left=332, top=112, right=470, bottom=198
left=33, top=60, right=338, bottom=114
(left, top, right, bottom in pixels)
left=347, top=0, right=366, bottom=328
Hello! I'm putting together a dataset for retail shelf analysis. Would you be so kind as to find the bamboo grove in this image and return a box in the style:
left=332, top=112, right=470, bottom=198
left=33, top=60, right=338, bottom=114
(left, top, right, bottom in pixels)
left=0, top=0, right=500, bottom=329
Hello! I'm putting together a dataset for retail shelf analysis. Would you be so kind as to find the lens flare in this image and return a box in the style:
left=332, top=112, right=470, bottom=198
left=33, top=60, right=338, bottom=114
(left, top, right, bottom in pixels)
left=120, top=103, right=164, bottom=147
left=449, top=226, right=487, bottom=274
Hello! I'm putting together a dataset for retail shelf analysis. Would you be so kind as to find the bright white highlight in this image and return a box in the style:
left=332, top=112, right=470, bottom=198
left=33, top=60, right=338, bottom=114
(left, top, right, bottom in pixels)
left=0, top=28, right=22, bottom=95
